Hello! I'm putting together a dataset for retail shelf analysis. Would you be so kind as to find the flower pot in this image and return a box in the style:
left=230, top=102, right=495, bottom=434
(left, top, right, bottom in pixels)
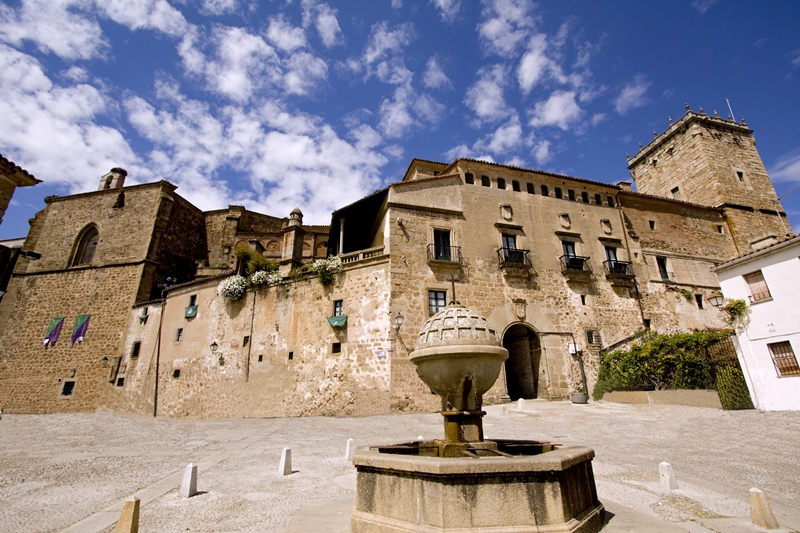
left=571, top=392, right=588, bottom=404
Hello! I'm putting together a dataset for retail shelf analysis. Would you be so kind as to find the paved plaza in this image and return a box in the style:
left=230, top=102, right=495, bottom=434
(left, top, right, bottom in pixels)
left=0, top=401, right=798, bottom=533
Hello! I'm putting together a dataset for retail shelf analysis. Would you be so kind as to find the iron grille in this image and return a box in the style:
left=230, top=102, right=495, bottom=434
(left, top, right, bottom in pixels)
left=603, top=260, right=632, bottom=276
left=768, top=341, right=800, bottom=377
left=497, top=248, right=531, bottom=266
left=427, top=244, right=462, bottom=263
left=559, top=255, right=591, bottom=272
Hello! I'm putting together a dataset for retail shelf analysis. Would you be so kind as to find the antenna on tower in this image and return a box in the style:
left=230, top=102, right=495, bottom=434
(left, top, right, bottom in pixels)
left=726, top=98, right=735, bottom=122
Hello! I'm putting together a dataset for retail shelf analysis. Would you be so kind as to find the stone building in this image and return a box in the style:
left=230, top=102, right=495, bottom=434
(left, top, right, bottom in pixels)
left=0, top=154, right=40, bottom=227
left=0, top=108, right=791, bottom=417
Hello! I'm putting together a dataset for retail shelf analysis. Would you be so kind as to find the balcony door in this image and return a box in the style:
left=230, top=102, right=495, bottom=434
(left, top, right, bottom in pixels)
left=433, top=229, right=451, bottom=261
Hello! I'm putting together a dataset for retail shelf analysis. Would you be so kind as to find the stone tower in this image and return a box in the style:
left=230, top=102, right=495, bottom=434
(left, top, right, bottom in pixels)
left=627, top=107, right=791, bottom=253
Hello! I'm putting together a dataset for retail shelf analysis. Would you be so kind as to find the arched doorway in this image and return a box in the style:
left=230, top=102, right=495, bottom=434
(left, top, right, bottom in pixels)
left=503, top=324, right=542, bottom=400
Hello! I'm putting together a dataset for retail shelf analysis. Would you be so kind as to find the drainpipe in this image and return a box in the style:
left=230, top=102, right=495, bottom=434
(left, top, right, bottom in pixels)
left=616, top=191, right=648, bottom=328
left=245, top=288, right=256, bottom=382
left=153, top=300, right=165, bottom=417
left=539, top=331, right=588, bottom=398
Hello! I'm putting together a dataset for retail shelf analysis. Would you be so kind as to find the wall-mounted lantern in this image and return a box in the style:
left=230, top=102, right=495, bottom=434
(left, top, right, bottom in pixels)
left=395, top=312, right=404, bottom=332
left=708, top=291, right=725, bottom=308
left=210, top=341, right=218, bottom=353
left=101, top=357, right=109, bottom=366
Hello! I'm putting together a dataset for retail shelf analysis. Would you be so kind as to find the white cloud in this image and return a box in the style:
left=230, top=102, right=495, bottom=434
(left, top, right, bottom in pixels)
left=362, top=22, right=415, bottom=66
left=444, top=144, right=472, bottom=161
left=533, top=139, right=551, bottom=164
left=200, top=0, right=238, bottom=16
left=423, top=56, right=451, bottom=90
left=97, top=0, right=188, bottom=36
left=0, top=44, right=140, bottom=192
left=529, top=90, right=583, bottom=130
left=474, top=117, right=526, bottom=154
left=391, top=0, right=403, bottom=8
left=464, top=65, right=510, bottom=123
left=478, top=0, right=537, bottom=57
left=614, top=75, right=650, bottom=114
left=791, top=49, right=800, bottom=68
left=60, top=66, right=90, bottom=83
left=266, top=15, right=308, bottom=52
left=378, top=85, right=446, bottom=139
left=770, top=150, right=800, bottom=184
left=302, top=1, right=343, bottom=48
left=431, top=0, right=461, bottom=22
left=375, top=59, right=413, bottom=86
left=591, top=113, right=606, bottom=126
left=517, top=34, right=555, bottom=93
left=691, top=0, right=719, bottom=14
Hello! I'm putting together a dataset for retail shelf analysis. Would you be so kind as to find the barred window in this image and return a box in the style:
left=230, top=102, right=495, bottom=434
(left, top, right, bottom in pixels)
left=744, top=270, right=771, bottom=303
left=428, top=290, right=447, bottom=314
left=768, top=341, right=800, bottom=377
left=130, top=341, right=141, bottom=359
left=333, top=299, right=344, bottom=316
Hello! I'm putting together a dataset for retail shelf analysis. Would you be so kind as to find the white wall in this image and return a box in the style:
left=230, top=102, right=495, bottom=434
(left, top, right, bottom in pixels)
left=716, top=242, right=800, bottom=410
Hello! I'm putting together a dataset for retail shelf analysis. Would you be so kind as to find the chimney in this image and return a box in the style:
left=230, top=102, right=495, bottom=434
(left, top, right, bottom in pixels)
left=98, top=168, right=127, bottom=191
left=616, top=181, right=633, bottom=192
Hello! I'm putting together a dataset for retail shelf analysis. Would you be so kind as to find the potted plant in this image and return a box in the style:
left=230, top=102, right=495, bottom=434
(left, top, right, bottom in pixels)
left=571, top=387, right=588, bottom=404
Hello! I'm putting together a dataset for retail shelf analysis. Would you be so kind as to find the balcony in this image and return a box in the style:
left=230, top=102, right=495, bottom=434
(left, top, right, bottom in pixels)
left=340, top=245, right=385, bottom=265
left=427, top=244, right=463, bottom=266
left=657, top=270, right=676, bottom=283
left=603, top=260, right=635, bottom=285
left=560, top=255, right=591, bottom=280
left=497, top=248, right=533, bottom=277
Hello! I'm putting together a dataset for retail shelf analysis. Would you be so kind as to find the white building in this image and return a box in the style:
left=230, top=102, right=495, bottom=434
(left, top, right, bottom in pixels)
left=713, top=236, right=800, bottom=411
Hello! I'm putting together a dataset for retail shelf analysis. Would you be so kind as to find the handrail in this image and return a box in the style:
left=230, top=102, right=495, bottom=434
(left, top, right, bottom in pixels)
left=603, top=260, right=633, bottom=276
left=339, top=245, right=385, bottom=264
left=427, top=244, right=462, bottom=263
left=560, top=255, right=591, bottom=272
left=497, top=248, right=531, bottom=266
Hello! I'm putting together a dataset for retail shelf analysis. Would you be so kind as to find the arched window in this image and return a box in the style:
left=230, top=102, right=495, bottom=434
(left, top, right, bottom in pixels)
left=73, top=226, right=99, bottom=266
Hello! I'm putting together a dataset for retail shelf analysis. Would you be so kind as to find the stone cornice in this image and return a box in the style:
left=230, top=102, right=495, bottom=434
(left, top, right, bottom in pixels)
left=44, top=180, right=177, bottom=204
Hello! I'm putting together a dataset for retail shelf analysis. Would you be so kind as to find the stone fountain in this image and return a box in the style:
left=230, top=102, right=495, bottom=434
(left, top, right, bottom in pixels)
left=351, top=304, right=604, bottom=533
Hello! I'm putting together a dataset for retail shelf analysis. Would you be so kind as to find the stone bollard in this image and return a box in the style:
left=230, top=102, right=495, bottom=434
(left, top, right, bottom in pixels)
left=279, top=447, right=292, bottom=476
left=659, top=462, right=678, bottom=490
left=517, top=398, right=525, bottom=412
left=180, top=463, right=198, bottom=498
left=345, top=438, right=355, bottom=461
left=749, top=488, right=779, bottom=529
left=114, top=498, right=140, bottom=533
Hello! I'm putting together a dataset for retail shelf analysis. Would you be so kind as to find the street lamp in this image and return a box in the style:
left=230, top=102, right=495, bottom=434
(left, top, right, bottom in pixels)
left=395, top=312, right=404, bottom=332
left=210, top=341, right=218, bottom=352
left=708, top=291, right=725, bottom=308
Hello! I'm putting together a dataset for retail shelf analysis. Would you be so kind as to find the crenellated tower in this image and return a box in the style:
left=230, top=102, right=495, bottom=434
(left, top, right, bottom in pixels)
left=627, top=106, right=792, bottom=253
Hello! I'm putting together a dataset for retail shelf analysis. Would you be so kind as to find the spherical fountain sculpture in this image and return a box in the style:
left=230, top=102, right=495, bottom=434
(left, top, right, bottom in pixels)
left=351, top=304, right=604, bottom=533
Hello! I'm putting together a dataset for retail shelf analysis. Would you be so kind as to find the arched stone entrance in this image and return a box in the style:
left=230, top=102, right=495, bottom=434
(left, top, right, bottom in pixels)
left=502, top=324, right=542, bottom=400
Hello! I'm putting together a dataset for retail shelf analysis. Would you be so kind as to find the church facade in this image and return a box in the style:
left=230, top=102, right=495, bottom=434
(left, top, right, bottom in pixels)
left=0, top=109, right=790, bottom=417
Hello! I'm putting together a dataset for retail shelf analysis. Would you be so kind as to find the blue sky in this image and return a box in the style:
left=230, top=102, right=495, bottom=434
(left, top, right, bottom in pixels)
left=1, top=0, right=800, bottom=240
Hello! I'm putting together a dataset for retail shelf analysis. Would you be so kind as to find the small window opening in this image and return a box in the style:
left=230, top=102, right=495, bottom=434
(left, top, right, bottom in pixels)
left=332, top=342, right=342, bottom=354
left=581, top=191, right=589, bottom=203
left=288, top=351, right=294, bottom=360
left=141, top=307, right=148, bottom=317
left=587, top=331, right=595, bottom=344
left=172, top=369, right=181, bottom=378
left=512, top=180, right=520, bottom=192
left=695, top=294, right=704, bottom=309
left=652, top=159, right=658, bottom=167
left=671, top=186, right=681, bottom=200
left=61, top=381, right=76, bottom=396
left=656, top=257, right=670, bottom=281
left=189, top=294, right=197, bottom=306
left=116, top=377, right=125, bottom=387
left=497, top=178, right=506, bottom=189
left=526, top=183, right=534, bottom=194
left=595, top=194, right=602, bottom=205
left=580, top=294, right=586, bottom=305
left=428, top=290, right=447, bottom=314
left=481, top=175, right=490, bottom=187
left=607, top=196, right=615, bottom=207
left=649, top=220, right=656, bottom=230
left=555, top=187, right=563, bottom=199
left=568, top=189, right=576, bottom=201
left=736, top=171, right=744, bottom=182
left=258, top=354, right=263, bottom=362
left=433, top=171, right=440, bottom=176
left=643, top=319, right=651, bottom=329
left=243, top=335, right=250, bottom=347
left=130, top=341, right=141, bottom=359
left=175, top=328, right=183, bottom=342
left=717, top=225, right=724, bottom=234
left=541, top=185, right=549, bottom=196
left=465, top=172, right=474, bottom=184
left=333, top=300, right=344, bottom=317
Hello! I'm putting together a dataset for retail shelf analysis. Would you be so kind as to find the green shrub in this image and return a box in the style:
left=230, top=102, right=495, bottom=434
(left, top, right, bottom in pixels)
left=592, top=331, right=729, bottom=400
left=234, top=247, right=278, bottom=277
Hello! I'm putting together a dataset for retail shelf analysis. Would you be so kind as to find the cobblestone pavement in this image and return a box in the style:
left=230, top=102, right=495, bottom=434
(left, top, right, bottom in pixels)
left=0, top=401, right=798, bottom=533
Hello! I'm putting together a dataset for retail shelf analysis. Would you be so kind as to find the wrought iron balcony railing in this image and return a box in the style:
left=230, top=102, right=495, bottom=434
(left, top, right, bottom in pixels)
left=427, top=244, right=462, bottom=264
left=657, top=270, right=676, bottom=283
left=603, top=260, right=633, bottom=277
left=497, top=247, right=531, bottom=267
left=560, top=255, right=591, bottom=273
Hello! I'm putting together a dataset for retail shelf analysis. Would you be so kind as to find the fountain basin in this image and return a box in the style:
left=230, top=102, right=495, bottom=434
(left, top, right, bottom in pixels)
left=352, top=444, right=604, bottom=533
left=410, top=345, right=508, bottom=401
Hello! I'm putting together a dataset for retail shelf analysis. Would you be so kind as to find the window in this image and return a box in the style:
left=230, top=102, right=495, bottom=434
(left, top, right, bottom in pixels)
left=605, top=246, right=621, bottom=271
left=744, top=270, right=772, bottom=302
left=580, top=294, right=586, bottom=305
left=61, top=381, right=76, bottom=396
left=189, top=295, right=197, bottom=306
left=736, top=171, right=745, bottom=182
left=497, top=178, right=506, bottom=189
left=116, top=377, right=125, bottom=387
left=258, top=354, right=263, bottom=362
left=581, top=191, right=589, bottom=203
left=481, top=175, right=490, bottom=187
left=768, top=341, right=800, bottom=376
left=512, top=180, right=521, bottom=192
left=695, top=294, right=704, bottom=309
left=541, top=185, right=549, bottom=196
left=656, top=257, right=670, bottom=281
left=332, top=342, right=342, bottom=354
left=130, top=341, right=141, bottom=359
left=562, top=241, right=576, bottom=257
left=649, top=220, right=656, bottom=230
left=433, top=229, right=452, bottom=261
left=428, top=290, right=447, bottom=314
left=175, top=328, right=184, bottom=342
left=568, top=189, right=576, bottom=201
left=172, top=369, right=181, bottom=378
left=643, top=319, right=651, bottom=329
left=73, top=226, right=99, bottom=266
left=587, top=331, right=595, bottom=344
left=288, top=351, right=294, bottom=360
left=243, top=335, right=250, bottom=347
left=671, top=186, right=681, bottom=200
left=717, top=225, right=724, bottom=234
left=607, top=196, right=615, bottom=208
left=595, top=194, right=602, bottom=205
left=465, top=172, right=474, bottom=184
left=555, top=187, right=563, bottom=199
left=333, top=299, right=344, bottom=316
left=526, top=183, right=535, bottom=194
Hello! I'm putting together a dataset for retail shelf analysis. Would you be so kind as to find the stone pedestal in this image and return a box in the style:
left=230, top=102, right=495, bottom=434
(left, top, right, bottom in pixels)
left=352, top=445, right=604, bottom=533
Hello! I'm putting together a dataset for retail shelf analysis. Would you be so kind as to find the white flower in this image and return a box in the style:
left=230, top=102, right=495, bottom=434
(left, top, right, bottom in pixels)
left=217, top=275, right=247, bottom=300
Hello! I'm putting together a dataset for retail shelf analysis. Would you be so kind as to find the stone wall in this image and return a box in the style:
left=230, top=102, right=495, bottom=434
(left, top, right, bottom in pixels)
left=0, top=155, right=39, bottom=226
